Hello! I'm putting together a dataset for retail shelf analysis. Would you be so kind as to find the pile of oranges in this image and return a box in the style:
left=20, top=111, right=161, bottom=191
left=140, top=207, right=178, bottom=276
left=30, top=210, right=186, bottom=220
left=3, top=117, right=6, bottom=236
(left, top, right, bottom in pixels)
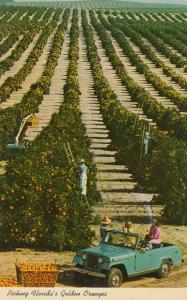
left=16, top=263, right=58, bottom=287
left=16, top=263, right=57, bottom=272
left=0, top=279, right=17, bottom=287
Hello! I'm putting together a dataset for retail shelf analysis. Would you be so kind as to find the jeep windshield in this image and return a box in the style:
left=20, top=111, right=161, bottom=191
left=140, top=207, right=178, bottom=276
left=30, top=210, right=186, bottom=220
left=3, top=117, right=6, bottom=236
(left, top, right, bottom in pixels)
left=102, top=231, right=137, bottom=249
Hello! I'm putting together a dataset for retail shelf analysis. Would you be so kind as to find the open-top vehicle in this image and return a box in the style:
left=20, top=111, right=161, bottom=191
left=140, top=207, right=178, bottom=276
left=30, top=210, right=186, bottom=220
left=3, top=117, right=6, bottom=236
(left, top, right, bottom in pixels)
left=72, top=229, right=183, bottom=287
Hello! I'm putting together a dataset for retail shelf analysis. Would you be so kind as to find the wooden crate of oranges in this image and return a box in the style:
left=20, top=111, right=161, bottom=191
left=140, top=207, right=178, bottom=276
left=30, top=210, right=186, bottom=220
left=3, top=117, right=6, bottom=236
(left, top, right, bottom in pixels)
left=16, top=263, right=59, bottom=287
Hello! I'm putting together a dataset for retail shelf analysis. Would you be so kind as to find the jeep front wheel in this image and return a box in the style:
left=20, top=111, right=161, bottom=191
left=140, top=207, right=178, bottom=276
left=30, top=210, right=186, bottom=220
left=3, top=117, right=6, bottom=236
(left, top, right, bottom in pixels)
left=157, top=260, right=171, bottom=278
left=107, top=268, right=123, bottom=287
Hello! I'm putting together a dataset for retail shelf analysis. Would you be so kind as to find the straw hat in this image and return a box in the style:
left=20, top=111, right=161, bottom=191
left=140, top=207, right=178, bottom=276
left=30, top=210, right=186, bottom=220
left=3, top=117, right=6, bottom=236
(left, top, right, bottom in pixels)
left=81, top=159, right=85, bottom=163
left=101, top=216, right=111, bottom=225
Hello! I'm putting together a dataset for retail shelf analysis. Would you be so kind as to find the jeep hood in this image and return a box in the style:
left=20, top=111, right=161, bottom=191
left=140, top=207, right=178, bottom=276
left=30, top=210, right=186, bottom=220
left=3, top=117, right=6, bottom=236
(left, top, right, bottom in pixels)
left=80, top=244, right=134, bottom=260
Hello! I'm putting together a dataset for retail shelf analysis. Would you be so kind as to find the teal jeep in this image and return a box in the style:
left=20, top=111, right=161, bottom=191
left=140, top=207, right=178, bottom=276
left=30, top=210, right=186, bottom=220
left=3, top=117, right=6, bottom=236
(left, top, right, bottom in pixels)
left=72, top=229, right=183, bottom=287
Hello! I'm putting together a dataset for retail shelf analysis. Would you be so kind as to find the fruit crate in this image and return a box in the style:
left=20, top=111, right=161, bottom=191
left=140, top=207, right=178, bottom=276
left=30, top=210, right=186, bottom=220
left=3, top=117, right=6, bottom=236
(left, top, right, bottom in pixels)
left=15, top=263, right=59, bottom=287
left=0, top=277, right=17, bottom=287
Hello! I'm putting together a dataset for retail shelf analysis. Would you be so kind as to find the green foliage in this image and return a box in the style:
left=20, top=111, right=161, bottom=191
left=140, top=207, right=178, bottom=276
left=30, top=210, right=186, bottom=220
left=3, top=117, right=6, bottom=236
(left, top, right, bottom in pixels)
left=0, top=9, right=98, bottom=251
left=82, top=9, right=187, bottom=225
left=0, top=9, right=69, bottom=160
left=93, top=12, right=187, bottom=142
left=109, top=16, right=187, bottom=91
left=131, top=21, right=187, bottom=67
left=0, top=8, right=50, bottom=77
left=92, top=214, right=102, bottom=225
left=0, top=10, right=62, bottom=104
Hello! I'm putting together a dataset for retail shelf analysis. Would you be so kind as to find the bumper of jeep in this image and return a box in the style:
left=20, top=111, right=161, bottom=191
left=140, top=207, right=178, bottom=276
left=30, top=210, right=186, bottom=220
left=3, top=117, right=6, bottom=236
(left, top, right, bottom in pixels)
left=71, top=266, right=106, bottom=278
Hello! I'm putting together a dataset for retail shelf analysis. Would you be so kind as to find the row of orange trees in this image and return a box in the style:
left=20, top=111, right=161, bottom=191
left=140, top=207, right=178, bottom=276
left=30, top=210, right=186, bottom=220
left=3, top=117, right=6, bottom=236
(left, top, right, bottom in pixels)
left=90, top=11, right=187, bottom=142
left=0, top=8, right=51, bottom=76
left=82, top=9, right=187, bottom=225
left=98, top=13, right=187, bottom=112
left=0, top=9, right=65, bottom=159
left=0, top=8, right=28, bottom=44
left=163, top=24, right=187, bottom=46
left=108, top=15, right=187, bottom=91
left=0, top=9, right=98, bottom=250
left=0, top=9, right=61, bottom=103
left=148, top=24, right=187, bottom=58
left=0, top=9, right=36, bottom=57
left=129, top=19, right=186, bottom=68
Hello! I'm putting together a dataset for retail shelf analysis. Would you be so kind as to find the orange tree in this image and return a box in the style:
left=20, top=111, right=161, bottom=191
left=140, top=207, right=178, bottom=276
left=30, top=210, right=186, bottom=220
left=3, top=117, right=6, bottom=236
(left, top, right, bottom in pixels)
left=0, top=7, right=51, bottom=76
left=0, top=9, right=61, bottom=104
left=91, top=11, right=187, bottom=142
left=108, top=16, right=187, bottom=91
left=82, top=9, right=187, bottom=225
left=130, top=20, right=186, bottom=68
left=0, top=9, right=68, bottom=159
left=0, top=9, right=98, bottom=251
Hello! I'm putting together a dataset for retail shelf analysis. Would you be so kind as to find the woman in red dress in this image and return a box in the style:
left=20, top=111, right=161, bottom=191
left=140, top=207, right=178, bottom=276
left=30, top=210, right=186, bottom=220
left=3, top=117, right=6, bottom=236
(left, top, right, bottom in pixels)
left=148, top=218, right=161, bottom=248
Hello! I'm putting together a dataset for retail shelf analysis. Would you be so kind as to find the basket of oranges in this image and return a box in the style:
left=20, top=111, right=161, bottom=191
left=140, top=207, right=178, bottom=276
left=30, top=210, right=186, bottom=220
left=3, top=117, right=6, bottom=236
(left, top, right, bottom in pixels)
left=15, top=263, right=59, bottom=287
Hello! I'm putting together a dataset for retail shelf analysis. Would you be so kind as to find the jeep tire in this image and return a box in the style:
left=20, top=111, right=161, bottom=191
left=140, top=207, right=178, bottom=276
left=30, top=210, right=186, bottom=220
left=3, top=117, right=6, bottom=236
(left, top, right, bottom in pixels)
left=107, top=268, right=123, bottom=287
left=157, top=260, right=171, bottom=278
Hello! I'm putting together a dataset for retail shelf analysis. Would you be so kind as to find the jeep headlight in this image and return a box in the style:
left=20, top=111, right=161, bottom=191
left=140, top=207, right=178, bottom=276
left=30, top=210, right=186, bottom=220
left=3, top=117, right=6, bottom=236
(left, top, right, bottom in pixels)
left=82, top=254, right=87, bottom=260
left=98, top=257, right=104, bottom=264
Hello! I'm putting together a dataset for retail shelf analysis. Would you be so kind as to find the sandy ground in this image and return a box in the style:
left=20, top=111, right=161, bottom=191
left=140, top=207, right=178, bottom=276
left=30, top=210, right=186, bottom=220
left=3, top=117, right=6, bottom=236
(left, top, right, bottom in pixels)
left=0, top=222, right=187, bottom=288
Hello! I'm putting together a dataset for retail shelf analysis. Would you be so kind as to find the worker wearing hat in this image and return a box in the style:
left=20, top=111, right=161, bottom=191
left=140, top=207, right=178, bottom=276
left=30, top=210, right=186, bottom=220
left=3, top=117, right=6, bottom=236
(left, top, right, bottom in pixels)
left=144, top=132, right=150, bottom=155
left=100, top=216, right=112, bottom=242
left=79, top=159, right=88, bottom=196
